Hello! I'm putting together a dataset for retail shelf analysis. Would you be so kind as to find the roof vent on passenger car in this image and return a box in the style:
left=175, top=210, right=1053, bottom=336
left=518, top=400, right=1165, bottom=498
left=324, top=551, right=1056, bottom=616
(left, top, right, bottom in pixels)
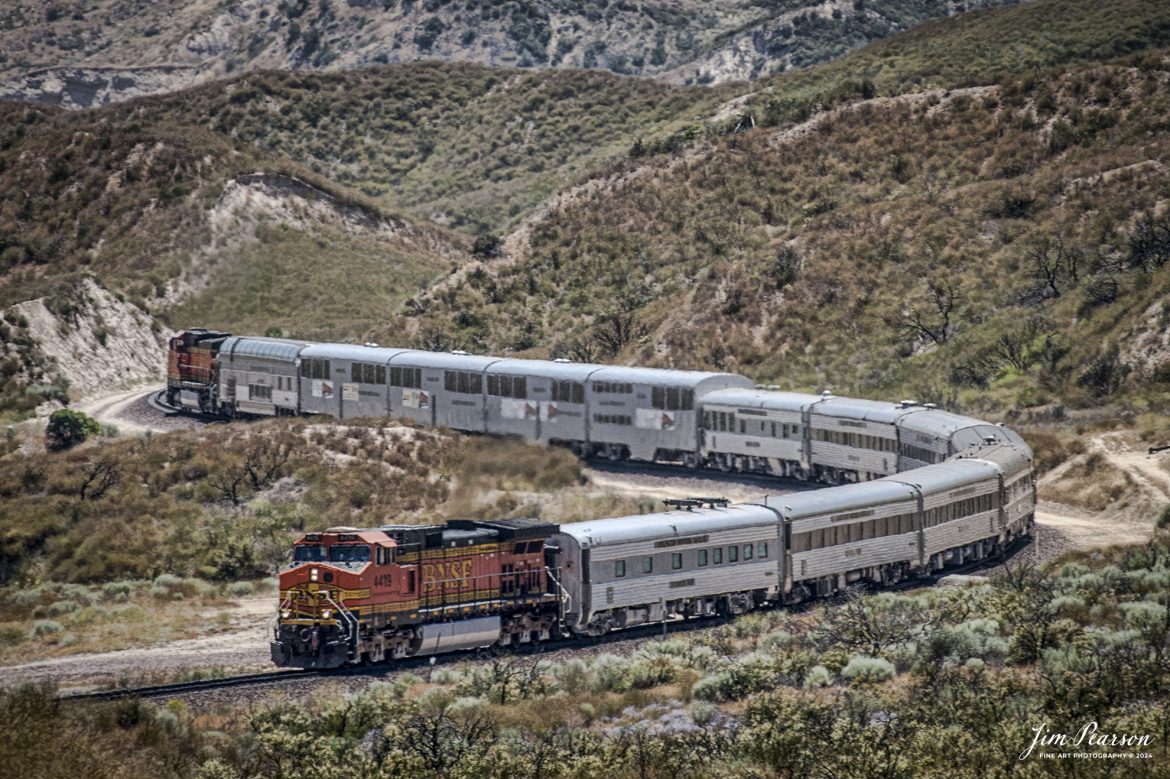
left=664, top=497, right=730, bottom=511
left=363, top=342, right=379, bottom=347
left=325, top=526, right=359, bottom=533
left=553, top=357, right=571, bottom=363
left=899, top=400, right=918, bottom=408
left=452, top=349, right=470, bottom=356
left=821, top=389, right=834, bottom=399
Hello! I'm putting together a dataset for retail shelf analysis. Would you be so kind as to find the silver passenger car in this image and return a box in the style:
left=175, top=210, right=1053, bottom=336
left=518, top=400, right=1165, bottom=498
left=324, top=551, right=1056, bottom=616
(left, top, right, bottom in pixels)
left=551, top=504, right=783, bottom=635
left=894, top=409, right=1022, bottom=470
left=889, top=459, right=1003, bottom=567
left=481, top=359, right=603, bottom=444
left=774, top=479, right=921, bottom=596
left=383, top=351, right=502, bottom=431
left=582, top=366, right=751, bottom=462
left=961, top=444, right=1036, bottom=541
left=216, top=336, right=309, bottom=416
left=808, top=397, right=924, bottom=482
left=297, top=343, right=416, bottom=418
left=699, top=389, right=820, bottom=477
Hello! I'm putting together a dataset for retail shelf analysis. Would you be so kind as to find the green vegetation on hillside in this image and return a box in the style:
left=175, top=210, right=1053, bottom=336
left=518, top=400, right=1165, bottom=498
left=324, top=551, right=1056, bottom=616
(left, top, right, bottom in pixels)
left=135, top=63, right=719, bottom=232
left=744, top=0, right=1170, bottom=128
left=166, top=222, right=447, bottom=342
left=405, top=53, right=1170, bottom=413
left=5, top=533, right=1168, bottom=777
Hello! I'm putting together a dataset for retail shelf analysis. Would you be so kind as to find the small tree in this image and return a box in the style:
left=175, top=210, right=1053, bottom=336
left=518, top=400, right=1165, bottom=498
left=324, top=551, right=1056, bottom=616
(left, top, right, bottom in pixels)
left=471, top=233, right=502, bottom=259
left=45, top=409, right=99, bottom=451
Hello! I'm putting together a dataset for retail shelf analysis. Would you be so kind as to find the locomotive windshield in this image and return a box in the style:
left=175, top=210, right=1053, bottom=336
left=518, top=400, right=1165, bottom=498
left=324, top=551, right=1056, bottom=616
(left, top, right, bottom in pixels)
left=293, top=545, right=325, bottom=562
left=329, top=545, right=371, bottom=563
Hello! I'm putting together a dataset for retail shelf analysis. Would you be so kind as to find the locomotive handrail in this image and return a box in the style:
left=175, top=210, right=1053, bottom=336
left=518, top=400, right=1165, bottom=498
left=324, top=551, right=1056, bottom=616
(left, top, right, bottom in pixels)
left=323, top=590, right=359, bottom=660
left=544, top=566, right=571, bottom=617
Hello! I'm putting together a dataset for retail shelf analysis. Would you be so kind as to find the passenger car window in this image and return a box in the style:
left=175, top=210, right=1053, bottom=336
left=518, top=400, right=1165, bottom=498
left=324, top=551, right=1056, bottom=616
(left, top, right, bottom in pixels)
left=698, top=549, right=708, bottom=566
left=615, top=560, right=625, bottom=578
left=642, top=556, right=653, bottom=574
left=728, top=546, right=739, bottom=563
left=743, top=544, right=753, bottom=560
left=671, top=553, right=682, bottom=570
left=713, top=548, right=723, bottom=564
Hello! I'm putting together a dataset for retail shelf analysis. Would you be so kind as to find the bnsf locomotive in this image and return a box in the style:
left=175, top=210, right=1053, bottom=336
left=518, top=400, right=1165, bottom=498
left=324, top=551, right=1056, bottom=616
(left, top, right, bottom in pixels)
left=274, top=519, right=560, bottom=668
left=161, top=330, right=1035, bottom=667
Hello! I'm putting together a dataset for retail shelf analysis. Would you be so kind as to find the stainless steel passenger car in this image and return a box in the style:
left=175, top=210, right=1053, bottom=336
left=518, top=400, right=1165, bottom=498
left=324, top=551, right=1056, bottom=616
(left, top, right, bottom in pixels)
left=962, top=445, right=1036, bottom=541
left=889, top=460, right=1004, bottom=569
left=481, top=359, right=602, bottom=445
left=216, top=336, right=309, bottom=416
left=581, top=367, right=752, bottom=462
left=807, top=397, right=922, bottom=483
left=383, top=351, right=502, bottom=431
left=775, top=480, right=921, bottom=598
left=894, top=410, right=1024, bottom=470
left=297, top=344, right=416, bottom=418
left=698, top=389, right=819, bottom=477
left=551, top=504, right=783, bottom=635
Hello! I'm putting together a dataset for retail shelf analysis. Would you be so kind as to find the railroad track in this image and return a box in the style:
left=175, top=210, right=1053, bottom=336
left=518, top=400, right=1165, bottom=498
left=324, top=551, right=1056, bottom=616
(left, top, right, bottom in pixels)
left=61, top=669, right=321, bottom=702
left=146, top=390, right=225, bottom=422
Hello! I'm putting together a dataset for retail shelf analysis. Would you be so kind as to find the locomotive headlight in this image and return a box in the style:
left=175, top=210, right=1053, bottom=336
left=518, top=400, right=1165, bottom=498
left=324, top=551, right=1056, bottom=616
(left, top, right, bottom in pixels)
left=280, top=609, right=291, bottom=619
left=310, top=568, right=318, bottom=582
left=321, top=609, right=332, bottom=619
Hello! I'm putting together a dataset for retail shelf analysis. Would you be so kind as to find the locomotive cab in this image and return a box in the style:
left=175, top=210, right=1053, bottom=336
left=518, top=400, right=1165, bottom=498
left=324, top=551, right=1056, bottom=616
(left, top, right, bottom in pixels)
left=273, top=527, right=405, bottom=669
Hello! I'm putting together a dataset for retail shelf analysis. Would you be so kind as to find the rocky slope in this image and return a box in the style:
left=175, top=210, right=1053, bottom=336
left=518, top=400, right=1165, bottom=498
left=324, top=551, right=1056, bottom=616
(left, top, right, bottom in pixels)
left=0, top=0, right=1014, bottom=106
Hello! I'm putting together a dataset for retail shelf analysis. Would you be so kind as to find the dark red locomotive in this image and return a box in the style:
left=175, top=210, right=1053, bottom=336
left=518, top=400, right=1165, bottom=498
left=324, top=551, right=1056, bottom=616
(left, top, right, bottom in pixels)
left=272, top=519, right=561, bottom=669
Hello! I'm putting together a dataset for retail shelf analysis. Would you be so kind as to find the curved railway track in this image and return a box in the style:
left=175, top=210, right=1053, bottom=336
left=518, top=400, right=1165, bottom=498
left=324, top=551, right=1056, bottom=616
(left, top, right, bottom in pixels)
left=58, top=535, right=1029, bottom=704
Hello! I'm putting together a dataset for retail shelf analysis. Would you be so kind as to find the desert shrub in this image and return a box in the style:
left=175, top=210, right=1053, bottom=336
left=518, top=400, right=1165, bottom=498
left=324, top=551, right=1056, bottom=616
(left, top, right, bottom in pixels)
left=430, top=667, right=464, bottom=685
left=759, top=630, right=797, bottom=653
left=840, top=655, right=895, bottom=683
left=45, top=409, right=99, bottom=451
left=689, top=700, right=718, bottom=725
left=45, top=599, right=80, bottom=617
left=552, top=658, right=589, bottom=693
left=627, top=654, right=676, bottom=689
left=446, top=696, right=486, bottom=714
left=225, top=581, right=253, bottom=598
left=589, top=653, right=629, bottom=692
left=1050, top=595, right=1088, bottom=620
left=31, top=619, right=63, bottom=638
left=691, top=670, right=735, bottom=702
left=101, top=581, right=134, bottom=601
left=803, top=665, right=834, bottom=688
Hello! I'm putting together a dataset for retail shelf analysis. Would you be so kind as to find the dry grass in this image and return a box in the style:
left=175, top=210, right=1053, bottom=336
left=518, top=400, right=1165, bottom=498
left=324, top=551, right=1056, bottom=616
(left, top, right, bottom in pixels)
left=1040, top=452, right=1139, bottom=511
left=0, top=578, right=273, bottom=665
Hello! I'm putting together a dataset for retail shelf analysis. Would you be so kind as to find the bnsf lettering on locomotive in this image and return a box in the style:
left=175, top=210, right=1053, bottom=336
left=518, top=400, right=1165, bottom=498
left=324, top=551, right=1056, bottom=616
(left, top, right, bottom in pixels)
left=423, top=559, right=475, bottom=591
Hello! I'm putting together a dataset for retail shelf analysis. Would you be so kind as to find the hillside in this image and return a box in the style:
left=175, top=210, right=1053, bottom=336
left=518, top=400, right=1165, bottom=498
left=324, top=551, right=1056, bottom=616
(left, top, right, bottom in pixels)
left=0, top=101, right=462, bottom=420
left=132, top=63, right=721, bottom=232
left=0, top=0, right=1016, bottom=107
left=402, top=49, right=1170, bottom=414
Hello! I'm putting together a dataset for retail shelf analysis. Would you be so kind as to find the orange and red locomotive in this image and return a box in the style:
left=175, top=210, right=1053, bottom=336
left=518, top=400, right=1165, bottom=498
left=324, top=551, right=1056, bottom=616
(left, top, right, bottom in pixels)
left=272, top=518, right=561, bottom=669
left=165, top=328, right=229, bottom=414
